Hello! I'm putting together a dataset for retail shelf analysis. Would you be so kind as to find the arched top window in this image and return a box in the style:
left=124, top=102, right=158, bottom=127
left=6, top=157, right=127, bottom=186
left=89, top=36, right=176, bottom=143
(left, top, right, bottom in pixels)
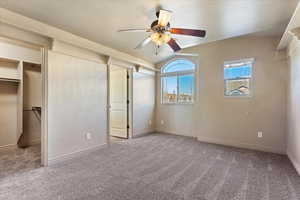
left=161, top=58, right=196, bottom=104
left=162, top=59, right=196, bottom=74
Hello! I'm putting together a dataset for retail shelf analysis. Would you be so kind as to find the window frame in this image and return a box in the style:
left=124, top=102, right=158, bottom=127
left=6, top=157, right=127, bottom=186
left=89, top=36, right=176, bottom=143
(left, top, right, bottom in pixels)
left=160, top=58, right=196, bottom=105
left=223, top=58, right=255, bottom=98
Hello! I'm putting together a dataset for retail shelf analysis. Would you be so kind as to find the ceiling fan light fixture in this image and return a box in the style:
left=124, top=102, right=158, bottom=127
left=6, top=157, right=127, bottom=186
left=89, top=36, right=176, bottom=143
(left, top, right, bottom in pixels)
left=161, top=33, right=171, bottom=43
left=150, top=32, right=171, bottom=46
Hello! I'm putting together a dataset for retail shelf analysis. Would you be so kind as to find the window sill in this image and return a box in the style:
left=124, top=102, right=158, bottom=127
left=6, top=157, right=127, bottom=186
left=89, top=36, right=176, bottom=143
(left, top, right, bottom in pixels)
left=224, top=95, right=252, bottom=98
left=161, top=102, right=195, bottom=105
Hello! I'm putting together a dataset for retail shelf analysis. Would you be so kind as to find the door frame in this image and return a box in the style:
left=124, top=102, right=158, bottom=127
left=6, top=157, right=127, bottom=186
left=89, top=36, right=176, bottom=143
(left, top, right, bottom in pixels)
left=107, top=58, right=133, bottom=144
left=41, top=47, right=48, bottom=166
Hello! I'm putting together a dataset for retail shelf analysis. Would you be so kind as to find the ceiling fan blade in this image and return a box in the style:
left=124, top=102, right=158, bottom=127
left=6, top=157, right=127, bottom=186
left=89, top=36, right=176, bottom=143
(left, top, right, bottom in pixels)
left=158, top=9, right=172, bottom=26
left=174, top=53, right=199, bottom=57
left=135, top=37, right=152, bottom=49
left=118, top=28, right=150, bottom=32
left=167, top=38, right=181, bottom=52
left=170, top=28, right=206, bottom=37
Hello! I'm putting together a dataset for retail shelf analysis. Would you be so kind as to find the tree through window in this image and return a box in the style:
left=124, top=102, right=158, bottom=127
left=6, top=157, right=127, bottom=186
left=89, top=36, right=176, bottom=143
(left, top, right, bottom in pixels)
left=161, top=59, right=196, bottom=104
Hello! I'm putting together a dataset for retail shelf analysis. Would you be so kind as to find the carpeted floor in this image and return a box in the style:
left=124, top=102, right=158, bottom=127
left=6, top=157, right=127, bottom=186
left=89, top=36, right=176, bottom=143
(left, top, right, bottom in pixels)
left=110, top=136, right=127, bottom=143
left=0, top=145, right=41, bottom=179
left=0, top=133, right=300, bottom=200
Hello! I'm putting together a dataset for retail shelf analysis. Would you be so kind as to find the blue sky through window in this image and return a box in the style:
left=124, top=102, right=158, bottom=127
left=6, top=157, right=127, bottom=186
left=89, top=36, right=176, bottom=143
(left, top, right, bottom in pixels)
left=179, top=75, right=194, bottom=95
left=163, top=59, right=195, bottom=95
left=164, top=76, right=177, bottom=94
left=224, top=64, right=252, bottom=80
left=163, top=59, right=195, bottom=73
left=164, top=75, right=194, bottom=95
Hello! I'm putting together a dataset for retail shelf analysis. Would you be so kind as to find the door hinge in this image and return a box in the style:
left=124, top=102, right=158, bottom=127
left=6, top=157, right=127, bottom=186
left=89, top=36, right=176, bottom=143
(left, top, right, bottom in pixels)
left=127, top=75, right=130, bottom=79
left=127, top=100, right=130, bottom=104
left=127, top=125, right=130, bottom=129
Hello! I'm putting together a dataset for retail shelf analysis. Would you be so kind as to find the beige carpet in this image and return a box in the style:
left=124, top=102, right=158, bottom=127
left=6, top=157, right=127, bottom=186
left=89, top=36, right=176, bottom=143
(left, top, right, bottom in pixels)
left=0, top=133, right=299, bottom=200
left=0, top=144, right=41, bottom=179
left=110, top=136, right=127, bottom=143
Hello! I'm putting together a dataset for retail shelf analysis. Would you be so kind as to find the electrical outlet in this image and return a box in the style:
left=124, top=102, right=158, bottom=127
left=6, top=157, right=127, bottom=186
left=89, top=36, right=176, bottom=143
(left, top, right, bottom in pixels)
left=86, top=132, right=92, bottom=140
left=161, top=120, right=164, bottom=125
left=258, top=131, right=263, bottom=138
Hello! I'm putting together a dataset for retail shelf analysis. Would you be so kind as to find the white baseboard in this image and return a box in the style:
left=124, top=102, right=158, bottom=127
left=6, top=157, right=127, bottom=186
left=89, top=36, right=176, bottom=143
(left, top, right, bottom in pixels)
left=132, top=130, right=155, bottom=138
left=197, top=136, right=285, bottom=155
left=287, top=150, right=300, bottom=176
left=48, top=143, right=107, bottom=165
left=155, top=129, right=196, bottom=138
left=0, top=144, right=17, bottom=152
left=28, top=139, right=41, bottom=146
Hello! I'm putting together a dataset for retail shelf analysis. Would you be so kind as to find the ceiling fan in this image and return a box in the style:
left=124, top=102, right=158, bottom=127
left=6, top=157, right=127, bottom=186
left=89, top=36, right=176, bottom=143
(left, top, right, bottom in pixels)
left=118, top=9, right=206, bottom=54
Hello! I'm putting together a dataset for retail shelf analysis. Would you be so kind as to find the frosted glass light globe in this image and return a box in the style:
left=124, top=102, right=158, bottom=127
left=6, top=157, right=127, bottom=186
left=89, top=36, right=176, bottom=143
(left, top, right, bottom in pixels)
left=151, top=33, right=171, bottom=46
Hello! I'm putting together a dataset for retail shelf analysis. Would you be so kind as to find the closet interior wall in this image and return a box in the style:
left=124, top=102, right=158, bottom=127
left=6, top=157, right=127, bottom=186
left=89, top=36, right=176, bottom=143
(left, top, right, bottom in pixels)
left=0, top=58, right=21, bottom=148
left=21, top=62, right=42, bottom=147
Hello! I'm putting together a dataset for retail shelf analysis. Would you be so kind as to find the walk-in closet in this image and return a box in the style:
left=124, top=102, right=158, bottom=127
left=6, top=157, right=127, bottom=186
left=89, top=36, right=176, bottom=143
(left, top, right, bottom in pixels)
left=0, top=40, right=42, bottom=177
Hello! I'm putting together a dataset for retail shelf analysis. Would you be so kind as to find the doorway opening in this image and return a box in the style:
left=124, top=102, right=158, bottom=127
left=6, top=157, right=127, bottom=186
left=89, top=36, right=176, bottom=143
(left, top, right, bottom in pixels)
left=0, top=60, right=42, bottom=177
left=0, top=41, right=44, bottom=177
left=108, top=65, right=132, bottom=143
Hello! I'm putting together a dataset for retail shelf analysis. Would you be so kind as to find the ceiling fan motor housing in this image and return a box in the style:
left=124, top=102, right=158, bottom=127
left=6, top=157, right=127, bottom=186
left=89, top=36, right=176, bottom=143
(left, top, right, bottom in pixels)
left=151, top=20, right=170, bottom=33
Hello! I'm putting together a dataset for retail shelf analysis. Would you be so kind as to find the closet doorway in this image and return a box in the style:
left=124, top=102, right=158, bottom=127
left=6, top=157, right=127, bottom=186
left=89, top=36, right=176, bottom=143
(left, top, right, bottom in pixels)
left=0, top=40, right=44, bottom=177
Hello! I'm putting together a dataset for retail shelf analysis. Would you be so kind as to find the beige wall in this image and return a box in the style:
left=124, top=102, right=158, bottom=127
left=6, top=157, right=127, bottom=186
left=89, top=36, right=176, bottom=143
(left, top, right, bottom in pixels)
left=156, top=35, right=288, bottom=154
left=23, top=64, right=42, bottom=108
left=22, top=63, right=42, bottom=146
left=47, top=51, right=107, bottom=162
left=0, top=59, right=19, bottom=80
left=132, top=70, right=156, bottom=137
left=51, top=40, right=107, bottom=64
left=0, top=22, right=51, bottom=48
left=287, top=37, right=300, bottom=174
left=0, top=40, right=41, bottom=64
left=0, top=82, right=18, bottom=147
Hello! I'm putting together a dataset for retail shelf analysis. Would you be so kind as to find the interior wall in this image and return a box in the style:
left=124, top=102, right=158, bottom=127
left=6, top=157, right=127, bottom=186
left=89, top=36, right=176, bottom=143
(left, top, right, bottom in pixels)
left=47, top=51, right=107, bottom=162
left=132, top=69, right=156, bottom=137
left=156, top=35, right=288, bottom=154
left=0, top=59, right=19, bottom=80
left=287, top=36, right=300, bottom=174
left=0, top=40, right=41, bottom=64
left=0, top=81, right=18, bottom=147
left=51, top=40, right=107, bottom=64
left=22, top=63, right=42, bottom=146
left=0, top=22, right=51, bottom=48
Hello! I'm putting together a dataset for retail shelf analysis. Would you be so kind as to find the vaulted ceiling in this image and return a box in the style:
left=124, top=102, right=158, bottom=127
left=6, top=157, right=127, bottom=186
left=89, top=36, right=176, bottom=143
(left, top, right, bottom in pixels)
left=0, top=0, right=298, bottom=63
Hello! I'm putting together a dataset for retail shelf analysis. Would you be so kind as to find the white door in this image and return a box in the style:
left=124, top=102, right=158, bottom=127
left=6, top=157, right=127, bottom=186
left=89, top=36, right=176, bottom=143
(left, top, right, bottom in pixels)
left=109, top=66, right=128, bottom=138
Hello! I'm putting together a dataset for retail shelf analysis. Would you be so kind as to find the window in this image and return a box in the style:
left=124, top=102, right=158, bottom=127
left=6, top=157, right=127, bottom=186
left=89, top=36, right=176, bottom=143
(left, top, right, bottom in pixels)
left=224, top=58, right=254, bottom=97
left=161, top=59, right=195, bottom=104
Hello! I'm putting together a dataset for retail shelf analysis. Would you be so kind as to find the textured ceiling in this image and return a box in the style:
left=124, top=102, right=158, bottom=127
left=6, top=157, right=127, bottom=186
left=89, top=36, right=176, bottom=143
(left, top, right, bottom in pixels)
left=0, top=0, right=298, bottom=63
